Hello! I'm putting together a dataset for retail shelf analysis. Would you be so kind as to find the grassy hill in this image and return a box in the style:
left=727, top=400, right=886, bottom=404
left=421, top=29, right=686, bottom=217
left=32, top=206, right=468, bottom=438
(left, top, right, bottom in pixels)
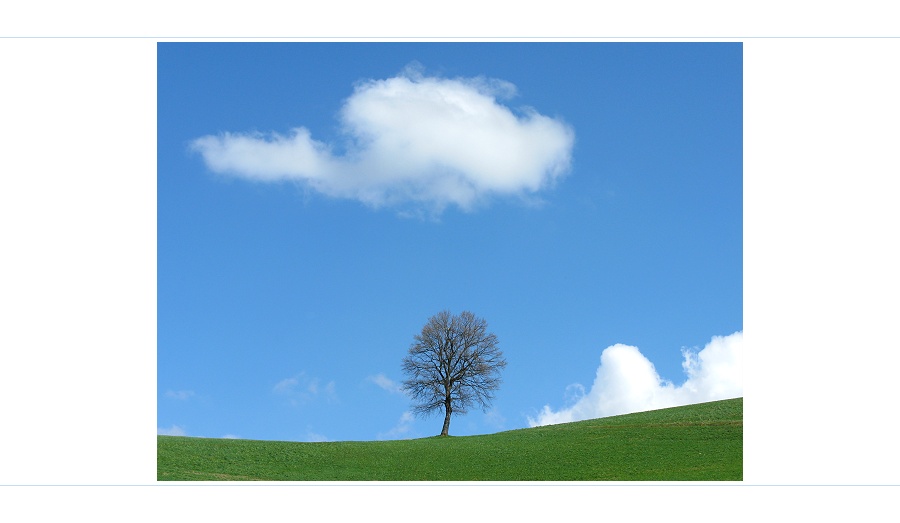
left=158, top=397, right=742, bottom=481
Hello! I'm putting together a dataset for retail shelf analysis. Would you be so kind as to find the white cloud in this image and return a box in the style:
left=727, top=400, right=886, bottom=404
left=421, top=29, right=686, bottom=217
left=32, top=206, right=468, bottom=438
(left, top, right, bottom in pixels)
left=305, top=431, right=330, bottom=443
left=377, top=411, right=415, bottom=440
left=191, top=65, right=575, bottom=215
left=157, top=425, right=187, bottom=436
left=273, top=372, right=337, bottom=405
left=483, top=408, right=507, bottom=430
left=221, top=434, right=240, bottom=439
left=273, top=376, right=299, bottom=394
left=367, top=373, right=404, bottom=394
left=528, top=331, right=743, bottom=427
left=164, top=389, right=194, bottom=400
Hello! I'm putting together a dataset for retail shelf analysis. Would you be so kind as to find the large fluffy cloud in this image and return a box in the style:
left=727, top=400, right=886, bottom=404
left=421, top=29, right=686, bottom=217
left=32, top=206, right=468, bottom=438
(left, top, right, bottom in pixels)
left=191, top=66, right=575, bottom=214
left=528, top=331, right=743, bottom=426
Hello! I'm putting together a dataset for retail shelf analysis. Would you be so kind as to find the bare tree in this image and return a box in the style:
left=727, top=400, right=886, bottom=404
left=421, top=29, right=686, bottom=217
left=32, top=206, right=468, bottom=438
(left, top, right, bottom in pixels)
left=401, top=310, right=507, bottom=436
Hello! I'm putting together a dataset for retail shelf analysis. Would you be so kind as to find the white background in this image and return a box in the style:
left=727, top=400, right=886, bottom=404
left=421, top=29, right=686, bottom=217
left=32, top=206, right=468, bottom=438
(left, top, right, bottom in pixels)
left=1, top=1, right=898, bottom=518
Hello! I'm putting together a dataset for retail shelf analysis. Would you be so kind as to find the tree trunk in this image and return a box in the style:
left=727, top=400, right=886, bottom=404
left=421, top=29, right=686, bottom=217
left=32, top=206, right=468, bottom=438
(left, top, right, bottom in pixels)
left=440, top=403, right=452, bottom=436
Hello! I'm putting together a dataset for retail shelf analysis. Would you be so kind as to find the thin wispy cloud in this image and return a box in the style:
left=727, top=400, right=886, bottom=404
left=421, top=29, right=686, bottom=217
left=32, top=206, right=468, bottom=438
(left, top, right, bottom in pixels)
left=273, top=376, right=300, bottom=394
left=191, top=64, right=575, bottom=215
left=157, top=425, right=187, bottom=436
left=304, top=431, right=330, bottom=442
left=273, top=372, right=337, bottom=406
left=377, top=411, right=416, bottom=440
left=528, top=332, right=743, bottom=427
left=164, top=389, right=195, bottom=401
left=483, top=408, right=507, bottom=430
left=367, top=373, right=404, bottom=394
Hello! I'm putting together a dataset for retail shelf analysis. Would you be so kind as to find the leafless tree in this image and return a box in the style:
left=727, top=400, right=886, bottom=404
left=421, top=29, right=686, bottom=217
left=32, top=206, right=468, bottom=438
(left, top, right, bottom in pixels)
left=401, top=310, right=507, bottom=436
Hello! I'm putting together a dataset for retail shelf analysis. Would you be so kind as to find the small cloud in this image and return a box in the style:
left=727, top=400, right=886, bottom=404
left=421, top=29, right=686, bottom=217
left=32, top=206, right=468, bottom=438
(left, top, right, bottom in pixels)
left=305, top=431, right=330, bottom=442
left=273, top=372, right=337, bottom=405
left=273, top=376, right=299, bottom=394
left=377, top=411, right=415, bottom=440
left=221, top=434, right=240, bottom=439
left=483, top=408, right=507, bottom=430
left=164, top=390, right=195, bottom=401
left=158, top=425, right=187, bottom=436
left=191, top=65, right=575, bottom=216
left=367, top=373, right=404, bottom=394
left=528, top=332, right=743, bottom=427
left=307, top=379, right=320, bottom=395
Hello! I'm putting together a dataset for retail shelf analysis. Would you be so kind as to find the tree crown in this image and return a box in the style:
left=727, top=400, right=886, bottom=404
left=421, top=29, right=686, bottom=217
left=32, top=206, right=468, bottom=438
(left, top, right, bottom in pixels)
left=401, top=310, right=507, bottom=421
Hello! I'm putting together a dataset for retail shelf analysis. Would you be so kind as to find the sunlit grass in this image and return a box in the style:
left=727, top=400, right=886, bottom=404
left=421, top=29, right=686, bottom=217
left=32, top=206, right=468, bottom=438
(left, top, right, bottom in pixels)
left=158, top=397, right=742, bottom=481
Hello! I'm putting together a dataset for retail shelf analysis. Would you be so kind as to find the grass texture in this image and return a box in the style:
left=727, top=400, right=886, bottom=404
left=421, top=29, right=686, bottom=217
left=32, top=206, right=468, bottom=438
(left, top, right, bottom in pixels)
left=158, top=397, right=742, bottom=481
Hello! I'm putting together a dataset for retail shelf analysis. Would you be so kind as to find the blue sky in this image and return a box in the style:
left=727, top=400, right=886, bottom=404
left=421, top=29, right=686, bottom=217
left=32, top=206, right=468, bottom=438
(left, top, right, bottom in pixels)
left=157, top=42, right=742, bottom=442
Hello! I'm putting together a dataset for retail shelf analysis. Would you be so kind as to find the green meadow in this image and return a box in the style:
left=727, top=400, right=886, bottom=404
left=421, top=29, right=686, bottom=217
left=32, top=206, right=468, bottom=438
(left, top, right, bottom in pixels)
left=158, top=397, right=742, bottom=481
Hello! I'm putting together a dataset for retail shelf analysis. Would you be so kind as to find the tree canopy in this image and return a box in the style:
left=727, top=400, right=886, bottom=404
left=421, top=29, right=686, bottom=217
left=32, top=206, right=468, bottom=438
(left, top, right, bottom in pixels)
left=401, top=310, right=506, bottom=436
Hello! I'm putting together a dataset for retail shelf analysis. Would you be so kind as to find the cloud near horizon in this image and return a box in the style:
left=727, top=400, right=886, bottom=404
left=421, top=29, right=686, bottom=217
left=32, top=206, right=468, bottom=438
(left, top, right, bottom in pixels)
left=157, top=425, right=187, bottom=436
left=191, top=65, right=575, bottom=214
left=377, top=411, right=415, bottom=440
left=528, top=331, right=743, bottom=426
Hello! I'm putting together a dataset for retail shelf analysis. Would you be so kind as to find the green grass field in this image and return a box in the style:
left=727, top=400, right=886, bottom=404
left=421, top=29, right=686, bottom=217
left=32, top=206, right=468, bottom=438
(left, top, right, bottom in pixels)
left=158, top=397, right=742, bottom=481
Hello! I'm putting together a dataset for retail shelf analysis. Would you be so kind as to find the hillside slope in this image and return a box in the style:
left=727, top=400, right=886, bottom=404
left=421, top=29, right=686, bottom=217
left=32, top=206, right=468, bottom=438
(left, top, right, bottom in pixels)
left=158, top=397, right=742, bottom=481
